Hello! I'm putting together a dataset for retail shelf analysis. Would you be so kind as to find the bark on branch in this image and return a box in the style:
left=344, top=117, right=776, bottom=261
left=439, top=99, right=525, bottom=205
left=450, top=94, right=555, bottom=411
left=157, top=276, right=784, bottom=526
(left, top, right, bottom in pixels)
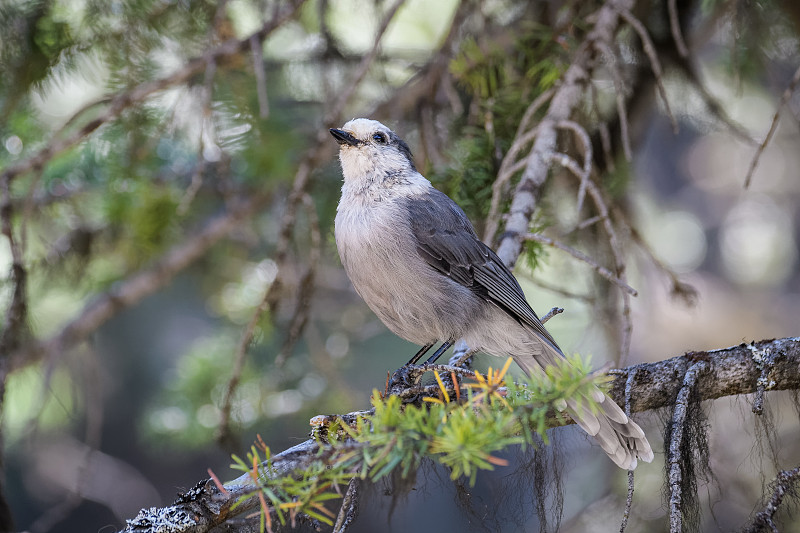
left=119, top=336, right=800, bottom=533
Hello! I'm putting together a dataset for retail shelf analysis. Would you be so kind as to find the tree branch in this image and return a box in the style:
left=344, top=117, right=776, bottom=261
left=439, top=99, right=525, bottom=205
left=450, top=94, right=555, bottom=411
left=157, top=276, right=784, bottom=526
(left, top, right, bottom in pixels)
left=10, top=194, right=269, bottom=371
left=494, top=0, right=634, bottom=267
left=119, top=336, right=800, bottom=533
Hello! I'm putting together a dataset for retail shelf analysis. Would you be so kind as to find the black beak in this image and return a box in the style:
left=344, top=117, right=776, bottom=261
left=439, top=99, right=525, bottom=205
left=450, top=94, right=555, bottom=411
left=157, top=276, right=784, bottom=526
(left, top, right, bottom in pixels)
left=329, top=128, right=360, bottom=147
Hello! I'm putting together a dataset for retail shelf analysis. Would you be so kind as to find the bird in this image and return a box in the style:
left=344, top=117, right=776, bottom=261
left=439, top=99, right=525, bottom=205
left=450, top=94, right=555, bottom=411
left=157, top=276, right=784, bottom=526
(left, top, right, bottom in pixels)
left=329, top=118, right=653, bottom=470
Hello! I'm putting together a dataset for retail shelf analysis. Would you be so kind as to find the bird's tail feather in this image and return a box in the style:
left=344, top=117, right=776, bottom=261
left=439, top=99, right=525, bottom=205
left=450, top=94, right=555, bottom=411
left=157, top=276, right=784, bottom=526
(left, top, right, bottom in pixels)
left=511, top=342, right=653, bottom=470
left=564, top=386, right=654, bottom=470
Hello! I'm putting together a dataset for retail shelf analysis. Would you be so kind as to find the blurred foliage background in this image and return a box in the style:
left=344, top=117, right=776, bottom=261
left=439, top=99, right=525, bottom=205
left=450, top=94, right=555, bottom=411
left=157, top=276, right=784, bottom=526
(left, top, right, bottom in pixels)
left=1, top=0, right=799, bottom=531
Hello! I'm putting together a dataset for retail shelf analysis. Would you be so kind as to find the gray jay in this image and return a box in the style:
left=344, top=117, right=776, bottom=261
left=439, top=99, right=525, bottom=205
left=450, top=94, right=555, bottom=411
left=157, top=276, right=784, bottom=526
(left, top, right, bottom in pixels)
left=330, top=118, right=653, bottom=470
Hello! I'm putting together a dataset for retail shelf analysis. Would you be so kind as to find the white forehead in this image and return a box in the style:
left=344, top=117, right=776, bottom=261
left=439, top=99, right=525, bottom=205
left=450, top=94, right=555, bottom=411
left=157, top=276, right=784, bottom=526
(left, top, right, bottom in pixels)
left=341, top=118, right=392, bottom=139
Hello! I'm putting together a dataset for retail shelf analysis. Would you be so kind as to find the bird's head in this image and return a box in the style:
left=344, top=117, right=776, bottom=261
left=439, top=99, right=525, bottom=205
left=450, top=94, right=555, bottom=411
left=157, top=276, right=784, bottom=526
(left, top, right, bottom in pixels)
left=330, top=118, right=417, bottom=185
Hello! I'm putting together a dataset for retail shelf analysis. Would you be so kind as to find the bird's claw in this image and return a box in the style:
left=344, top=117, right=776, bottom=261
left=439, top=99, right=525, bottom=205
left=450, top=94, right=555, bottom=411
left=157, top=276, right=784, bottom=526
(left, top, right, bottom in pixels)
left=387, top=364, right=427, bottom=401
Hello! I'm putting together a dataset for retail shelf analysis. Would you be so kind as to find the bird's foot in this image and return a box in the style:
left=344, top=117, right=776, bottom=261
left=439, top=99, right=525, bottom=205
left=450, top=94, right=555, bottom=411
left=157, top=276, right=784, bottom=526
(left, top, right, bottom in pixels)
left=387, top=364, right=427, bottom=401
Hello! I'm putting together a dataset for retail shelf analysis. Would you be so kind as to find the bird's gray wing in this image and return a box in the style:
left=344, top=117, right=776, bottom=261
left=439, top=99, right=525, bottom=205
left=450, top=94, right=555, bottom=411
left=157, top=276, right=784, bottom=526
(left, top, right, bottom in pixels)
left=406, top=188, right=561, bottom=352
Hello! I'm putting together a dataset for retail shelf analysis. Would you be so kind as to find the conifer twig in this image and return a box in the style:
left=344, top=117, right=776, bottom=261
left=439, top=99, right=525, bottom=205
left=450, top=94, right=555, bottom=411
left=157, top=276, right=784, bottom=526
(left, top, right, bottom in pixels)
left=0, top=0, right=305, bottom=186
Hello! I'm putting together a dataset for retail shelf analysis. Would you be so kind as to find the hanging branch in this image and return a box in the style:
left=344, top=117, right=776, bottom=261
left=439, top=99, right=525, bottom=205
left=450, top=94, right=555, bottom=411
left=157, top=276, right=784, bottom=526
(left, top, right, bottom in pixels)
left=177, top=58, right=218, bottom=215
left=217, top=268, right=274, bottom=451
left=554, top=119, right=593, bottom=212
left=274, top=193, right=322, bottom=367
left=667, top=0, right=689, bottom=57
left=546, top=151, right=636, bottom=362
left=619, top=368, right=639, bottom=533
left=332, top=478, right=360, bottom=533
left=666, top=359, right=708, bottom=533
left=0, top=176, right=28, bottom=359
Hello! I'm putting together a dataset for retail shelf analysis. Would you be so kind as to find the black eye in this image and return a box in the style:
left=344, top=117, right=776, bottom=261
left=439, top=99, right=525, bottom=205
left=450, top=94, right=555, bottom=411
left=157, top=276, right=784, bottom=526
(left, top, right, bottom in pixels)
left=372, top=132, right=387, bottom=144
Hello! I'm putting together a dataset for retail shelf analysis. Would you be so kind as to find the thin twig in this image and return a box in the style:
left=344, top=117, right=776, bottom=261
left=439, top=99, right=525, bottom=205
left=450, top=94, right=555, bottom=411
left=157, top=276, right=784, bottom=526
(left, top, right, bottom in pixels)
left=178, top=58, right=218, bottom=215
left=744, top=63, right=800, bottom=188
left=598, top=122, right=616, bottom=173
left=614, top=208, right=698, bottom=306
left=274, top=194, right=322, bottom=367
left=521, top=273, right=594, bottom=303
left=250, top=35, right=270, bottom=119
left=570, top=165, right=635, bottom=363
left=523, top=232, right=637, bottom=296
left=217, top=278, right=274, bottom=451
left=484, top=88, right=554, bottom=244
left=28, top=348, right=106, bottom=533
left=0, top=175, right=28, bottom=358
left=420, top=103, right=445, bottom=168
left=742, top=466, right=800, bottom=533
left=540, top=306, right=564, bottom=324
left=618, top=9, right=678, bottom=134
left=549, top=149, right=636, bottom=362
left=555, top=119, right=593, bottom=213
left=588, top=81, right=616, bottom=174
left=667, top=0, right=689, bottom=57
left=576, top=215, right=603, bottom=231
left=516, top=88, right=556, bottom=139
left=594, top=40, right=633, bottom=161
left=677, top=59, right=754, bottom=145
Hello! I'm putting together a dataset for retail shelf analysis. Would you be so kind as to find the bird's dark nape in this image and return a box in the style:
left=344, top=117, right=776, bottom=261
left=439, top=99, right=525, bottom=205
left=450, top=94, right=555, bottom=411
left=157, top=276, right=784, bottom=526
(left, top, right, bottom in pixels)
left=392, top=134, right=416, bottom=172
